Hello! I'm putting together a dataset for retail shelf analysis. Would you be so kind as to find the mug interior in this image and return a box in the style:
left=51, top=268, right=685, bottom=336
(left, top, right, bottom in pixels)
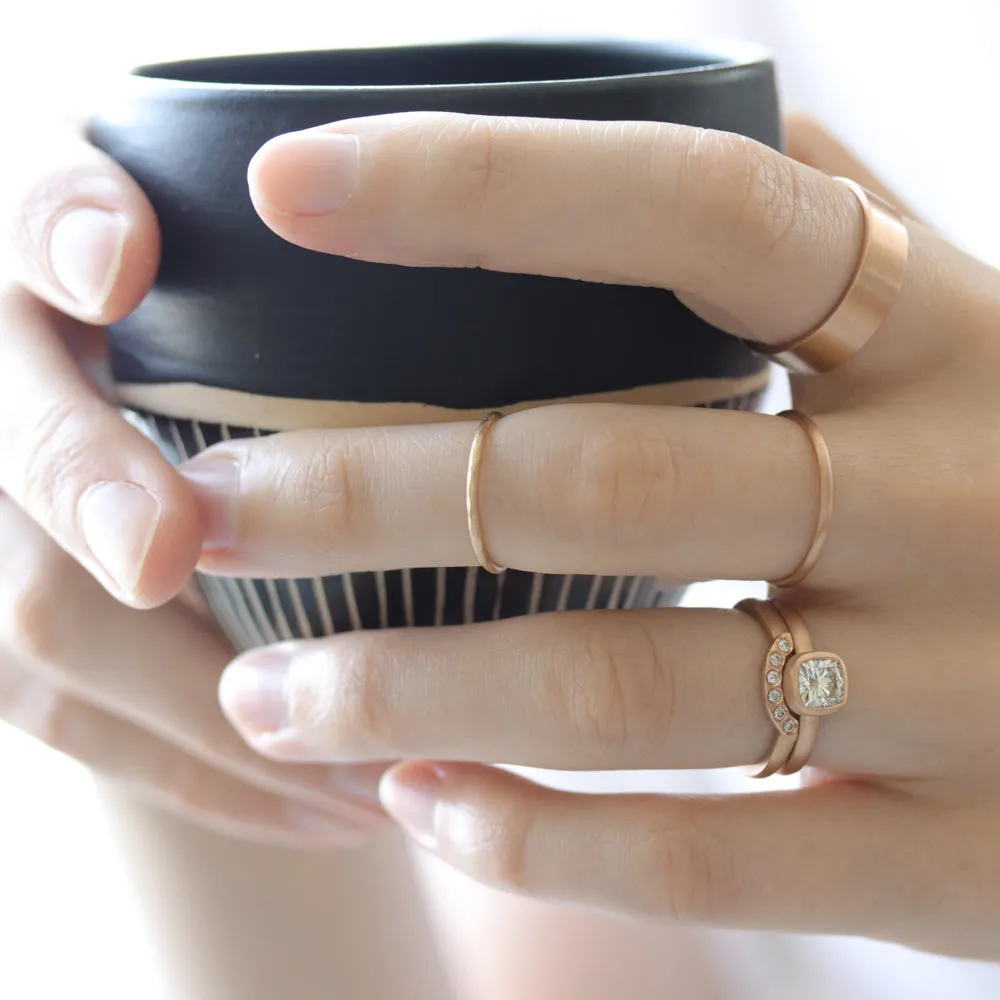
left=133, top=40, right=738, bottom=88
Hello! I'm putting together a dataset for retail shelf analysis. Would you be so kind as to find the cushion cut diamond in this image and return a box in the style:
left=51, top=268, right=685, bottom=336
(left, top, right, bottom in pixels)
left=798, top=657, right=846, bottom=708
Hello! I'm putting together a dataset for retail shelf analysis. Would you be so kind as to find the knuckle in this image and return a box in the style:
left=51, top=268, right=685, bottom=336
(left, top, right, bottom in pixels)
left=548, top=614, right=672, bottom=750
left=3, top=162, right=74, bottom=258
left=15, top=393, right=96, bottom=525
left=443, top=796, right=532, bottom=891
left=635, top=814, right=739, bottom=923
left=429, top=114, right=522, bottom=267
left=0, top=546, right=70, bottom=665
left=287, top=636, right=392, bottom=756
left=548, top=419, right=679, bottom=549
left=681, top=130, right=805, bottom=263
left=456, top=114, right=518, bottom=210
left=271, top=432, right=369, bottom=559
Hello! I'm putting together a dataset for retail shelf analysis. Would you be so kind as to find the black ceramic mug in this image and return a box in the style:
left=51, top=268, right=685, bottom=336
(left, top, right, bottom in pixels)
left=88, top=39, right=779, bottom=651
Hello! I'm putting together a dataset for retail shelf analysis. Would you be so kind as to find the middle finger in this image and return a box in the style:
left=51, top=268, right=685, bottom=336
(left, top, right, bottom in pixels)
left=248, top=111, right=971, bottom=375
left=187, top=403, right=873, bottom=589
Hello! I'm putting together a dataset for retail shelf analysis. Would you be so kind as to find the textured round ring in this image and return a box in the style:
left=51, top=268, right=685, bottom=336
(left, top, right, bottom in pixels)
left=746, top=176, right=909, bottom=375
left=735, top=598, right=800, bottom=778
left=466, top=411, right=505, bottom=574
left=771, top=410, right=833, bottom=589
left=770, top=600, right=849, bottom=775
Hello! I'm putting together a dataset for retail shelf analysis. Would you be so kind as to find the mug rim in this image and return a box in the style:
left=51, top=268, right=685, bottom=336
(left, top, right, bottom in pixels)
left=130, top=36, right=773, bottom=95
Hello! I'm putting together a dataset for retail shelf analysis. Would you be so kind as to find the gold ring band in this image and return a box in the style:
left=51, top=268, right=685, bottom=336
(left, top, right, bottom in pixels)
left=466, top=411, right=505, bottom=574
left=770, top=601, right=849, bottom=775
left=771, top=410, right=833, bottom=588
left=748, top=177, right=909, bottom=375
left=736, top=598, right=800, bottom=778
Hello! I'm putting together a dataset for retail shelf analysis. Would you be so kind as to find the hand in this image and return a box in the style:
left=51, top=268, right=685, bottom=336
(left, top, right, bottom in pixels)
left=188, top=110, right=1000, bottom=956
left=0, top=132, right=387, bottom=846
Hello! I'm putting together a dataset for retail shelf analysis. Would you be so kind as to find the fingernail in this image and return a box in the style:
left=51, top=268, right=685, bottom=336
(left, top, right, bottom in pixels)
left=379, top=763, right=447, bottom=850
left=47, top=207, right=128, bottom=314
left=79, top=482, right=163, bottom=601
left=219, top=646, right=293, bottom=734
left=252, top=131, right=359, bottom=216
left=180, top=457, right=239, bottom=550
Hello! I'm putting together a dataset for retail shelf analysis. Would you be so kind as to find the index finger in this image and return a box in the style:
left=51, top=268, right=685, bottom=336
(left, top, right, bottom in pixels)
left=247, top=112, right=991, bottom=381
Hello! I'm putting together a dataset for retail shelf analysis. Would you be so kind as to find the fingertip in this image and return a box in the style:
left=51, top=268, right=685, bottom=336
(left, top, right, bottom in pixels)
left=379, top=761, right=449, bottom=850
left=119, top=463, right=206, bottom=609
left=8, top=134, right=161, bottom=325
left=380, top=761, right=522, bottom=818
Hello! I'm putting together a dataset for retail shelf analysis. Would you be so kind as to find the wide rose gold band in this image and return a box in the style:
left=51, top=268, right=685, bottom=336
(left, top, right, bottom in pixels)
left=747, top=176, right=909, bottom=375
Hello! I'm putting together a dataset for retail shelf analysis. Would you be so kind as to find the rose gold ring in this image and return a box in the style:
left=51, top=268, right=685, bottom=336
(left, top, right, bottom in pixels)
left=466, top=411, right=505, bottom=574
left=769, top=600, right=848, bottom=775
left=771, top=410, right=833, bottom=589
left=735, top=598, right=799, bottom=778
left=747, top=176, right=909, bottom=375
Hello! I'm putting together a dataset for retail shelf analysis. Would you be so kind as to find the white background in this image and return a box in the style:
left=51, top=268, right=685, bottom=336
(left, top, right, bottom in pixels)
left=2, top=1, right=1000, bottom=996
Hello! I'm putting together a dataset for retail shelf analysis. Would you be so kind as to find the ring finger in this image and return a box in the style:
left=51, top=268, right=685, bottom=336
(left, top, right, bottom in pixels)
left=217, top=602, right=972, bottom=781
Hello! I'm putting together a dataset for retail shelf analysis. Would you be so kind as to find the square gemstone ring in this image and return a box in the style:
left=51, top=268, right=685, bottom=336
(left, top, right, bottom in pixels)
left=783, top=653, right=848, bottom=717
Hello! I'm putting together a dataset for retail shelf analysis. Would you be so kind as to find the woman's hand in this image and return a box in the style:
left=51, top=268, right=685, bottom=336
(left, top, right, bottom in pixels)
left=188, top=110, right=1000, bottom=956
left=0, top=133, right=387, bottom=847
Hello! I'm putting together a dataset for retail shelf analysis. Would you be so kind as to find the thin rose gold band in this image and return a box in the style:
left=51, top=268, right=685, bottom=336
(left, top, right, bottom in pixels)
left=466, top=411, right=505, bottom=574
left=736, top=598, right=799, bottom=778
left=770, top=600, right=849, bottom=775
left=747, top=176, right=909, bottom=375
left=771, top=410, right=833, bottom=589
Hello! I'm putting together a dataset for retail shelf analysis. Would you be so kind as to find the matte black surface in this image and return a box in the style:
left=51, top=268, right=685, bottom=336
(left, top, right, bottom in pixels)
left=90, top=41, right=779, bottom=406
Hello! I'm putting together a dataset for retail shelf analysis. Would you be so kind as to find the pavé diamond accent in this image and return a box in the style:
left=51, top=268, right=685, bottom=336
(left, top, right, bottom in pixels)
left=782, top=718, right=797, bottom=733
left=769, top=652, right=783, bottom=666
left=766, top=669, right=781, bottom=685
left=777, top=638, right=792, bottom=653
left=773, top=707, right=787, bottom=721
left=767, top=689, right=781, bottom=703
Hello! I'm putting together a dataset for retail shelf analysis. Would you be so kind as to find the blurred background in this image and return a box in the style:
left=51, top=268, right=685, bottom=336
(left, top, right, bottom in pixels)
left=1, top=0, right=999, bottom=996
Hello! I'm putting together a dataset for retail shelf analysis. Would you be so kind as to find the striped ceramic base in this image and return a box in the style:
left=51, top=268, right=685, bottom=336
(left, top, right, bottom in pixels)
left=127, top=391, right=760, bottom=651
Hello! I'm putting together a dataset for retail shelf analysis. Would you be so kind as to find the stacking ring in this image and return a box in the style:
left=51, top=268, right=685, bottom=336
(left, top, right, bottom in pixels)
left=770, top=600, right=849, bottom=774
left=738, top=599, right=849, bottom=776
left=771, top=410, right=833, bottom=589
left=736, top=598, right=800, bottom=778
left=466, top=411, right=505, bottom=574
left=746, top=176, right=909, bottom=375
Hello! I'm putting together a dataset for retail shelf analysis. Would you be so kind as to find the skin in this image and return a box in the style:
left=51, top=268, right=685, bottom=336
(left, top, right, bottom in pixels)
left=1, top=107, right=998, bottom=996
left=224, top=111, right=1000, bottom=959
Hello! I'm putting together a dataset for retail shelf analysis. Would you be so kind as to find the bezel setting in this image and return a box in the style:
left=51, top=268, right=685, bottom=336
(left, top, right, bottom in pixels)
left=783, top=651, right=848, bottom=716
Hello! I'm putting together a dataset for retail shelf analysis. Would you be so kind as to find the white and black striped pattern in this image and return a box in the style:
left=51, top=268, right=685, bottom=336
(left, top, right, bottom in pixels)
left=128, top=390, right=760, bottom=651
